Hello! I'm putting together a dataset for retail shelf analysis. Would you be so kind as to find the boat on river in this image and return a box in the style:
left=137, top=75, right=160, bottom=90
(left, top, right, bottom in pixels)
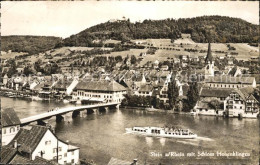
left=125, top=126, right=197, bottom=139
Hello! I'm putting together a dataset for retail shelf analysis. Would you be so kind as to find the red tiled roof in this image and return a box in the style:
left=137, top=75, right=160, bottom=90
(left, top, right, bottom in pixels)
left=1, top=146, right=17, bottom=164
left=8, top=125, right=48, bottom=154
left=33, top=156, right=58, bottom=164
left=206, top=75, right=255, bottom=84
left=139, top=84, right=153, bottom=92
left=2, top=108, right=21, bottom=127
left=200, top=88, right=233, bottom=98
left=233, top=87, right=257, bottom=101
left=107, top=157, right=133, bottom=165
left=75, top=80, right=126, bottom=92
left=9, top=154, right=33, bottom=164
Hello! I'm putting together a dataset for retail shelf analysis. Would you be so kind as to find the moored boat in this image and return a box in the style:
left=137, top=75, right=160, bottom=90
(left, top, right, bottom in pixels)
left=63, top=99, right=70, bottom=103
left=125, top=126, right=197, bottom=139
left=69, top=100, right=77, bottom=104
left=190, top=109, right=198, bottom=116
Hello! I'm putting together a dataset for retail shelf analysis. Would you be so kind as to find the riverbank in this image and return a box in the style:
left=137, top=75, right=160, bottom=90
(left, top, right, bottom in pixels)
left=120, top=106, right=191, bottom=115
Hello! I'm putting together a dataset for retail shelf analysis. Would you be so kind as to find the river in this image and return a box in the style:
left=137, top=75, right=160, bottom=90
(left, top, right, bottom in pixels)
left=1, top=97, right=259, bottom=164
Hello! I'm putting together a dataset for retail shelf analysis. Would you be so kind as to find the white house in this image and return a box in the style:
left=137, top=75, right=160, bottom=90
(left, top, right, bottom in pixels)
left=135, top=84, right=153, bottom=97
left=3, top=74, right=8, bottom=86
left=2, top=108, right=21, bottom=146
left=8, top=125, right=80, bottom=164
left=224, top=87, right=259, bottom=118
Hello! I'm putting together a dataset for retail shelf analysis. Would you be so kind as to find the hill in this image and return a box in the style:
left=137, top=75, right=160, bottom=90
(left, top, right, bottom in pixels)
left=62, top=16, right=259, bottom=47
left=1, top=36, right=62, bottom=55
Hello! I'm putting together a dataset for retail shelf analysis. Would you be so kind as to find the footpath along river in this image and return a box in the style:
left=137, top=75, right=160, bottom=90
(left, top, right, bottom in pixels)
left=1, top=96, right=259, bottom=164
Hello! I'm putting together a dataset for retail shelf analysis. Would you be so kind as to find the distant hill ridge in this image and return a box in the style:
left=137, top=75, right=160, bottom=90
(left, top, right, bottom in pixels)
left=63, top=15, right=259, bottom=46
left=2, top=16, right=259, bottom=54
left=1, top=36, right=62, bottom=55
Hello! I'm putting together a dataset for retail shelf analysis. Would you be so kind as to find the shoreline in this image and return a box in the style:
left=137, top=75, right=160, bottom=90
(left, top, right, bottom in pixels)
left=120, top=106, right=191, bottom=115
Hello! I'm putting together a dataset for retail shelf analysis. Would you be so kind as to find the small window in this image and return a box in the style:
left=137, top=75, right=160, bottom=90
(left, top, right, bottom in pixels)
left=3, top=128, right=6, bottom=134
left=10, top=127, right=15, bottom=133
left=53, top=156, right=57, bottom=160
left=72, top=151, right=74, bottom=155
left=58, top=155, right=62, bottom=160
left=59, top=147, right=62, bottom=152
left=72, top=159, right=75, bottom=163
left=64, top=153, right=67, bottom=157
left=64, top=161, right=67, bottom=164
left=53, top=148, right=57, bottom=153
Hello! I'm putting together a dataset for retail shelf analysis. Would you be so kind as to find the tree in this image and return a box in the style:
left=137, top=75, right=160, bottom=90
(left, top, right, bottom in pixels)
left=187, top=82, right=199, bottom=110
left=7, top=59, right=17, bottom=77
left=168, top=78, right=179, bottom=110
left=130, top=55, right=137, bottom=65
left=34, top=59, right=43, bottom=73
left=23, top=65, right=34, bottom=76
left=253, top=88, right=260, bottom=106
left=209, top=99, right=221, bottom=110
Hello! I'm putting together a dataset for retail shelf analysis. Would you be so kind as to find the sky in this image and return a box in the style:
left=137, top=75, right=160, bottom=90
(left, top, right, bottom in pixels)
left=1, top=1, right=259, bottom=38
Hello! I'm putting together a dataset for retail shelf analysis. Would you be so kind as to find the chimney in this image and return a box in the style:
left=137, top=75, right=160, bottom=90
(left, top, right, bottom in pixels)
left=13, top=140, right=17, bottom=149
left=132, top=159, right=138, bottom=165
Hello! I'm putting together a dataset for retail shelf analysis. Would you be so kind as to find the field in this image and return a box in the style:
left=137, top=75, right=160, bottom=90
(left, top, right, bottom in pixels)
left=1, top=52, right=28, bottom=59
left=6, top=38, right=260, bottom=67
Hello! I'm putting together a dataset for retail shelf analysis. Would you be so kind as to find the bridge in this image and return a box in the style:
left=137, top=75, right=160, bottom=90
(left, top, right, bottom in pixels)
left=20, top=102, right=119, bottom=125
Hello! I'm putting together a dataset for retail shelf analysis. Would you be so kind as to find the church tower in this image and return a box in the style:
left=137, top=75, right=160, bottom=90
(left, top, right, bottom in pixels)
left=204, top=43, right=214, bottom=78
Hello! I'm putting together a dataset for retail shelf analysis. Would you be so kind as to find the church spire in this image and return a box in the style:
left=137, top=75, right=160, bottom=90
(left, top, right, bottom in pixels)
left=205, top=42, right=213, bottom=64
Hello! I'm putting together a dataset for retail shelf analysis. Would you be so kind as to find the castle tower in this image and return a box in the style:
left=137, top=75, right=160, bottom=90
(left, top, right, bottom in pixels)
left=204, top=43, right=214, bottom=78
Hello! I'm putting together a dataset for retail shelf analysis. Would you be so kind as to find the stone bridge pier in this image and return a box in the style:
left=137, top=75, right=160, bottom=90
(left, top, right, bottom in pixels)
left=99, top=107, right=108, bottom=113
left=108, top=104, right=120, bottom=110
left=86, top=108, right=98, bottom=114
left=56, top=114, right=64, bottom=122
left=37, top=120, right=48, bottom=126
left=72, top=110, right=81, bottom=118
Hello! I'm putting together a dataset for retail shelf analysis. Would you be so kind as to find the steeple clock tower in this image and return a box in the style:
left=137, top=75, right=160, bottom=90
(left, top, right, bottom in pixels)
left=204, top=43, right=214, bottom=78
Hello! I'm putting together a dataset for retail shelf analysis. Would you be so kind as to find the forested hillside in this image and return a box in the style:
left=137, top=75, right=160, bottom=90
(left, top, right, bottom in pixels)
left=1, top=36, right=62, bottom=55
left=2, top=16, right=259, bottom=54
left=62, top=16, right=259, bottom=47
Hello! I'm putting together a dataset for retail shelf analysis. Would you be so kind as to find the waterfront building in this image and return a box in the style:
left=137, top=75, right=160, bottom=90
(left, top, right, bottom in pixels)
left=194, top=87, right=234, bottom=116
left=2, top=108, right=21, bottom=146
left=53, top=79, right=75, bottom=96
left=199, top=88, right=233, bottom=102
left=72, top=80, right=127, bottom=103
left=194, top=101, right=224, bottom=116
left=8, top=125, right=80, bottom=164
left=224, top=87, right=259, bottom=118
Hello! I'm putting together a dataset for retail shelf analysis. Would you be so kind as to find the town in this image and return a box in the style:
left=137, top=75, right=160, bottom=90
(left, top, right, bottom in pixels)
left=1, top=12, right=260, bottom=165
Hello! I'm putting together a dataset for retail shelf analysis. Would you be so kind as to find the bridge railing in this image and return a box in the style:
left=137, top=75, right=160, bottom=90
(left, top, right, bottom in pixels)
left=20, top=102, right=118, bottom=124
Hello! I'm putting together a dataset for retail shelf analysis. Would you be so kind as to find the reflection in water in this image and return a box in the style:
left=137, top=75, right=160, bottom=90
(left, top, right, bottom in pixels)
left=159, top=137, right=166, bottom=146
left=145, top=137, right=153, bottom=147
left=1, top=97, right=259, bottom=164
